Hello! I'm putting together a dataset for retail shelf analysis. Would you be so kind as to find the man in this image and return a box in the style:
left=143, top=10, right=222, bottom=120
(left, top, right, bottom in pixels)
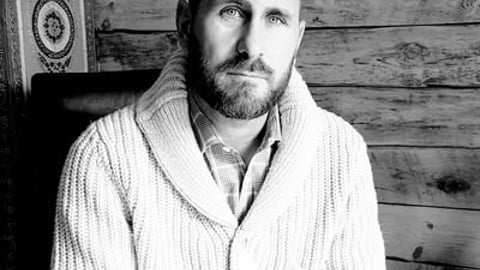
left=51, top=0, right=386, bottom=269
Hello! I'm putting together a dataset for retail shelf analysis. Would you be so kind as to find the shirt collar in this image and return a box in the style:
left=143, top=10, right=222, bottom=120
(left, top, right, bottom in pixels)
left=188, top=94, right=282, bottom=154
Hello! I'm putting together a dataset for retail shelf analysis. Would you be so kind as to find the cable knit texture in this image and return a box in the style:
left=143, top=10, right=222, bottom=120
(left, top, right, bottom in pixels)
left=51, top=50, right=386, bottom=270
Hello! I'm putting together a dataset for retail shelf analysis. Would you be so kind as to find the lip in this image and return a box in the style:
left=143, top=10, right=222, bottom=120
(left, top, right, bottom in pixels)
left=227, top=71, right=267, bottom=80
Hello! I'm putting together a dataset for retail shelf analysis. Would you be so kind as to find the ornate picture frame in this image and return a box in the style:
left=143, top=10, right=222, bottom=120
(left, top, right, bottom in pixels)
left=0, top=0, right=96, bottom=268
left=0, top=1, right=23, bottom=268
left=18, top=0, right=96, bottom=91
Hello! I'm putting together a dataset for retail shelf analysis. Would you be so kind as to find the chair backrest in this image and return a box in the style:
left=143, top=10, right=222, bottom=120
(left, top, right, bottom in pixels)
left=17, top=69, right=160, bottom=270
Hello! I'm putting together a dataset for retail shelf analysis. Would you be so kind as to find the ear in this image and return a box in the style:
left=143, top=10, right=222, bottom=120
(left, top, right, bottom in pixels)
left=295, top=20, right=306, bottom=54
left=292, top=20, right=305, bottom=65
left=176, top=0, right=192, bottom=48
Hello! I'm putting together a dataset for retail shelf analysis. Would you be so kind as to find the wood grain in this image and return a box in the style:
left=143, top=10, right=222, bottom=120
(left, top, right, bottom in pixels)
left=96, top=31, right=178, bottom=71
left=94, top=0, right=480, bottom=31
left=311, top=87, right=480, bottom=147
left=370, top=148, right=480, bottom=209
left=95, top=0, right=177, bottom=31
left=96, top=26, right=480, bottom=87
left=302, top=0, right=480, bottom=27
left=387, top=260, right=478, bottom=270
left=380, top=204, right=480, bottom=268
left=298, top=25, right=480, bottom=87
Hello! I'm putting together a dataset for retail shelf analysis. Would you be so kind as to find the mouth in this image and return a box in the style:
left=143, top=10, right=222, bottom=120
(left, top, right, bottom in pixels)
left=226, top=71, right=267, bottom=80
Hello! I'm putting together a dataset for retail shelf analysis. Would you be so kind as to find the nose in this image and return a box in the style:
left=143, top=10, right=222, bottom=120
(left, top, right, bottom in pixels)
left=236, top=21, right=263, bottom=59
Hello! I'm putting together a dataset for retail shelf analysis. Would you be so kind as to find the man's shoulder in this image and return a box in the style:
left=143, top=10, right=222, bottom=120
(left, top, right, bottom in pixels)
left=95, top=104, right=137, bottom=131
left=75, top=104, right=141, bottom=149
left=313, top=106, right=366, bottom=149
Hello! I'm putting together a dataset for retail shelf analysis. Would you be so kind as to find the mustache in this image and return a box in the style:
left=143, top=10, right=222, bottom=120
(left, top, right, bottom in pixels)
left=215, top=54, right=274, bottom=76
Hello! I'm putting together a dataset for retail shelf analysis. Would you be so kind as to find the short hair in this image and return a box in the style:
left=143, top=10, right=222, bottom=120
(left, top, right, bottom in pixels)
left=188, top=0, right=200, bottom=15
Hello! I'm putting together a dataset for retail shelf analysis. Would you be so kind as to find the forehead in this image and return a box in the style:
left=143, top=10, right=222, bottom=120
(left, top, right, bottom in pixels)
left=198, top=0, right=301, bottom=15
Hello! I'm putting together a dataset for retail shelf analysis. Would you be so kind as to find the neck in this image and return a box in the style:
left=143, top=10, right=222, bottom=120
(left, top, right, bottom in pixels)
left=192, top=92, right=268, bottom=164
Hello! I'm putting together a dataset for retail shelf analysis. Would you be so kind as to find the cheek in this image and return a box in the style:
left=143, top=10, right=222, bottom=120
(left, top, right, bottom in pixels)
left=198, top=21, right=238, bottom=67
left=266, top=32, right=300, bottom=69
left=268, top=51, right=294, bottom=79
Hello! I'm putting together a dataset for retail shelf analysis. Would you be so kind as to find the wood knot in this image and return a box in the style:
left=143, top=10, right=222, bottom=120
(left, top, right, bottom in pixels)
left=391, top=168, right=407, bottom=180
left=166, top=33, right=179, bottom=45
left=395, top=42, right=430, bottom=61
left=412, top=246, right=423, bottom=259
left=311, top=16, right=326, bottom=25
left=459, top=0, right=480, bottom=16
left=436, top=175, right=471, bottom=194
left=426, top=222, right=434, bottom=230
left=100, top=19, right=111, bottom=31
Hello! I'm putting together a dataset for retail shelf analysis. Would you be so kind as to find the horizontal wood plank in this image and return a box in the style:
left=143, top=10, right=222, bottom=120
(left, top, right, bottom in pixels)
left=311, top=87, right=480, bottom=147
left=380, top=205, right=480, bottom=268
left=370, top=148, right=480, bottom=209
left=302, top=0, right=480, bottom=27
left=95, top=0, right=177, bottom=31
left=298, top=25, right=480, bottom=87
left=97, top=25, right=480, bottom=87
left=387, top=259, right=478, bottom=270
left=96, top=32, right=178, bottom=71
left=94, top=0, right=480, bottom=31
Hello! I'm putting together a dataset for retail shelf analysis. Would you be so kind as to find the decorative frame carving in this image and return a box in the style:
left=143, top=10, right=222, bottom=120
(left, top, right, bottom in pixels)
left=17, top=0, right=96, bottom=84
left=84, top=0, right=97, bottom=72
left=0, top=1, right=95, bottom=268
left=0, top=0, right=23, bottom=269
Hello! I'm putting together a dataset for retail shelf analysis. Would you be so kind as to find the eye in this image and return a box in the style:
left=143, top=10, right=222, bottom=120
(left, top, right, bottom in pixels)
left=220, top=7, right=242, bottom=18
left=267, top=15, right=285, bottom=25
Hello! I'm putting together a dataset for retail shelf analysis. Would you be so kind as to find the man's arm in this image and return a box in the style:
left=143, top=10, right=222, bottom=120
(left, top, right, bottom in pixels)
left=51, top=124, right=136, bottom=269
left=327, top=138, right=386, bottom=269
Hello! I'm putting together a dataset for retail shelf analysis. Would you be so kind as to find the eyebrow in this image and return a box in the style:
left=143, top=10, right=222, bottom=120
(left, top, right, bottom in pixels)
left=215, top=0, right=251, bottom=9
left=266, top=8, right=292, bottom=21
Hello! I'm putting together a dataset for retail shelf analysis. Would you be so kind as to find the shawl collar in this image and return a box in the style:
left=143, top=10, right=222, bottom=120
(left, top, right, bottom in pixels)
left=135, top=50, right=322, bottom=231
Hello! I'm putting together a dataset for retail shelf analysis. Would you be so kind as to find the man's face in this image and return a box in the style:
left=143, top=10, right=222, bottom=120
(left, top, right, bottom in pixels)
left=186, top=0, right=305, bottom=119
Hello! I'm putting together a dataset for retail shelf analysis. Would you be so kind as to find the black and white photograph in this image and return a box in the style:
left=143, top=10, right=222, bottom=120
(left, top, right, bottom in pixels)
left=1, top=0, right=479, bottom=269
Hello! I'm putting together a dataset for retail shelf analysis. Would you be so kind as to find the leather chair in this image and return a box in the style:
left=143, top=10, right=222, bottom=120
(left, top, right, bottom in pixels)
left=17, top=69, right=160, bottom=270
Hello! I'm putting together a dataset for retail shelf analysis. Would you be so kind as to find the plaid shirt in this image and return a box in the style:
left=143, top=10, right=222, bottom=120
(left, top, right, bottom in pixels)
left=189, top=95, right=281, bottom=221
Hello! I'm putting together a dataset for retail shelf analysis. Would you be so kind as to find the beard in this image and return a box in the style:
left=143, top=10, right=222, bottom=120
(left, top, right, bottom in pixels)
left=186, top=36, right=294, bottom=120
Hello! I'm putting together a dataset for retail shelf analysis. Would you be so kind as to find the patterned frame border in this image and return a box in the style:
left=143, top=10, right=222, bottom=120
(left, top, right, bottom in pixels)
left=30, top=0, right=96, bottom=72
left=84, top=0, right=96, bottom=72
left=0, top=0, right=23, bottom=268
left=31, top=0, right=76, bottom=60
left=0, top=0, right=96, bottom=268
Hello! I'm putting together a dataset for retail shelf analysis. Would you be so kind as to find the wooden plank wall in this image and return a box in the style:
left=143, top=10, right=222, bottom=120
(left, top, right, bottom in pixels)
left=93, top=0, right=480, bottom=269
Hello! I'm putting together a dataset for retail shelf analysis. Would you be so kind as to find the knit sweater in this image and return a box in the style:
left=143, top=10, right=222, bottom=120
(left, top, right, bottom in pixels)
left=51, top=50, right=386, bottom=270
